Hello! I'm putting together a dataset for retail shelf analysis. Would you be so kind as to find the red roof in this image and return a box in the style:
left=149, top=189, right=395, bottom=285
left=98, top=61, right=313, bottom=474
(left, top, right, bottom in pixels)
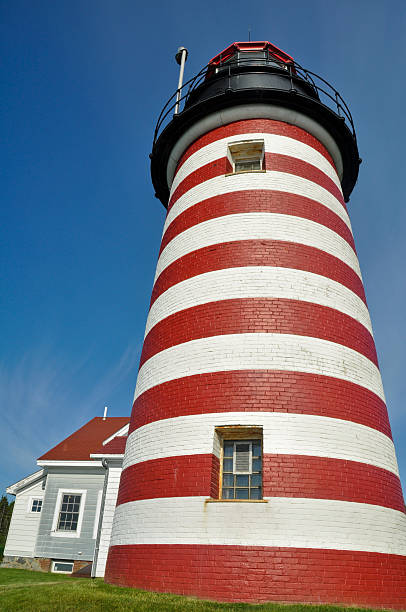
left=91, top=436, right=127, bottom=456
left=38, top=417, right=129, bottom=461
left=208, top=41, right=294, bottom=67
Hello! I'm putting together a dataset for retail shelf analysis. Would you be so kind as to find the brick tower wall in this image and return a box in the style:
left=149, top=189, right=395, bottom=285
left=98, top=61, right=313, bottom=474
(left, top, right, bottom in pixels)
left=105, top=118, right=406, bottom=609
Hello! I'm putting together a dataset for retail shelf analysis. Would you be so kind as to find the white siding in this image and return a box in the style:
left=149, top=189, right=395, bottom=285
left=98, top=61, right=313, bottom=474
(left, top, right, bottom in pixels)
left=94, top=466, right=122, bottom=577
left=4, top=478, right=45, bottom=557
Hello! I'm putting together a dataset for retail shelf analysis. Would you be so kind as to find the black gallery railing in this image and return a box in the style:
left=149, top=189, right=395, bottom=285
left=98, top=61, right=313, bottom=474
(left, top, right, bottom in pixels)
left=153, top=55, right=357, bottom=149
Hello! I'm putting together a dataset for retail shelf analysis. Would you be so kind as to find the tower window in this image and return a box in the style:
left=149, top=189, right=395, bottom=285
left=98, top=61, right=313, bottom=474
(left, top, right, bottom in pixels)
left=216, top=426, right=263, bottom=500
left=227, top=140, right=265, bottom=174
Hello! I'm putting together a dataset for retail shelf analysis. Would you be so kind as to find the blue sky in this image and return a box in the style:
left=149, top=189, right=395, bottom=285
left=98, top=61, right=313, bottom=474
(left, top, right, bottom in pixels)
left=2, top=0, right=406, bottom=496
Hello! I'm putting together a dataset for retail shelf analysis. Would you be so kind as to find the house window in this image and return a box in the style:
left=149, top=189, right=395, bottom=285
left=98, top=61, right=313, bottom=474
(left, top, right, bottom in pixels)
left=52, top=560, right=74, bottom=574
left=57, top=494, right=82, bottom=531
left=30, top=498, right=42, bottom=513
left=227, top=140, right=265, bottom=174
left=51, top=489, right=87, bottom=537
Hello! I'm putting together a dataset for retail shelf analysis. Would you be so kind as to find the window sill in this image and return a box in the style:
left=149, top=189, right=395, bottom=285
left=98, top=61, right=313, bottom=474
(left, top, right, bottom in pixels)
left=50, top=531, right=81, bottom=538
left=225, top=169, right=266, bottom=177
left=205, top=498, right=268, bottom=503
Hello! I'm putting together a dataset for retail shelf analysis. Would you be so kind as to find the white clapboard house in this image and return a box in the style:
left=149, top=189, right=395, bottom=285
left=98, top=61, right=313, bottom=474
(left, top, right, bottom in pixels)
left=2, top=416, right=129, bottom=576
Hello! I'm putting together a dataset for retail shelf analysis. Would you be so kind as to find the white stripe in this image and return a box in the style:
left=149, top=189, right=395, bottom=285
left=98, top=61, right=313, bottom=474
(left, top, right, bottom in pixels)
left=123, top=412, right=398, bottom=475
left=110, top=497, right=406, bottom=555
left=134, top=333, right=384, bottom=401
left=145, top=266, right=372, bottom=338
left=171, top=132, right=341, bottom=195
left=164, top=172, right=352, bottom=235
left=166, top=104, right=344, bottom=187
left=155, top=213, right=360, bottom=283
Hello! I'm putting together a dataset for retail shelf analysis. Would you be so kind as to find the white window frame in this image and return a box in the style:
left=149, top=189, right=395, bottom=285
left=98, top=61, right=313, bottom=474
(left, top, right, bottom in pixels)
left=27, top=496, right=43, bottom=514
left=51, top=560, right=74, bottom=574
left=51, top=489, right=87, bottom=538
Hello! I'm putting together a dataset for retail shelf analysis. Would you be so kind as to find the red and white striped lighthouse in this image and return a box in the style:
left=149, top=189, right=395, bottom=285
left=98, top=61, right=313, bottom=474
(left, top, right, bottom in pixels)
left=105, top=41, right=406, bottom=608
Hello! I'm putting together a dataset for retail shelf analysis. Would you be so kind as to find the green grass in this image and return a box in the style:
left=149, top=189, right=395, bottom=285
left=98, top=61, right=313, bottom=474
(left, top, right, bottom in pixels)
left=0, top=568, right=394, bottom=612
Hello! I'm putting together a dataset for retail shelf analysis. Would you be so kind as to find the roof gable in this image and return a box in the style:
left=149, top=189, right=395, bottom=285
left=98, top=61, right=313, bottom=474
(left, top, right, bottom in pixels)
left=38, top=417, right=129, bottom=461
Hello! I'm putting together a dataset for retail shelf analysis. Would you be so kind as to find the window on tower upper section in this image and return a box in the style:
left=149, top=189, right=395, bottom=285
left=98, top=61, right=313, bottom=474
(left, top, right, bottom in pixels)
left=227, top=140, right=265, bottom=174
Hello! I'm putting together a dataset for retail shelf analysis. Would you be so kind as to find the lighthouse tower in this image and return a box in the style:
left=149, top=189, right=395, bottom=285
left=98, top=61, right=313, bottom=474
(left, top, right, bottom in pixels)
left=105, top=42, right=406, bottom=608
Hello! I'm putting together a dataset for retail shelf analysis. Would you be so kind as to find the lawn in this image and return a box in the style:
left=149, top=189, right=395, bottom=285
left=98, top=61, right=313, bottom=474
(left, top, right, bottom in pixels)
left=0, top=568, right=393, bottom=612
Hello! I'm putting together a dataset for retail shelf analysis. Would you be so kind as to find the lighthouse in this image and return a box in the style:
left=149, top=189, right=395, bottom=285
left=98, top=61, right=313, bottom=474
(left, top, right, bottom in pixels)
left=105, top=41, right=406, bottom=608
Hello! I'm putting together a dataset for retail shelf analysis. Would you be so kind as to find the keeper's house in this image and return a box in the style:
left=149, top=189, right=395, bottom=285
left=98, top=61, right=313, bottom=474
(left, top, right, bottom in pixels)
left=2, top=417, right=129, bottom=576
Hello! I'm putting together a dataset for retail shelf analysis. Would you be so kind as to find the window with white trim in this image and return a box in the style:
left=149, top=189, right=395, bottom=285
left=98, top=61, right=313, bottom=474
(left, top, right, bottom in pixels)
left=52, top=560, right=74, bottom=574
left=30, top=498, right=43, bottom=513
left=51, top=489, right=86, bottom=537
left=57, top=493, right=81, bottom=531
left=228, top=140, right=265, bottom=174
left=216, top=426, right=263, bottom=500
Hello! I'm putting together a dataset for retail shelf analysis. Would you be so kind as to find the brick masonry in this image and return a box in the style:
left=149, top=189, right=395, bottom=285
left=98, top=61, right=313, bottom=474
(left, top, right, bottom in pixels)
left=105, top=118, right=406, bottom=607
left=105, top=545, right=406, bottom=609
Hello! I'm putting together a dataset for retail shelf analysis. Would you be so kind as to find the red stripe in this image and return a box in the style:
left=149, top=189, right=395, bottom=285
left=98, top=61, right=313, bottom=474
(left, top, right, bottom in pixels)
left=169, top=153, right=344, bottom=212
left=130, top=370, right=391, bottom=438
left=117, top=454, right=214, bottom=505
left=151, top=240, right=366, bottom=307
left=117, top=454, right=404, bottom=512
left=263, top=455, right=405, bottom=511
left=161, top=191, right=355, bottom=256
left=176, top=118, right=337, bottom=172
left=105, top=544, right=406, bottom=608
left=140, top=298, right=377, bottom=368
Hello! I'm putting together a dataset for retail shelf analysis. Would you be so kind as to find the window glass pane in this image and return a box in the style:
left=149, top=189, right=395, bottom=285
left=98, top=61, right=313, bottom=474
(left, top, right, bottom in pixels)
left=235, top=160, right=261, bottom=172
left=251, top=473, right=262, bottom=487
left=223, top=442, right=233, bottom=457
left=222, top=488, right=234, bottom=499
left=223, top=458, right=233, bottom=472
left=252, top=458, right=262, bottom=472
left=252, top=442, right=262, bottom=456
left=31, top=499, right=42, bottom=512
left=53, top=562, right=73, bottom=573
left=223, top=474, right=234, bottom=487
left=250, top=487, right=262, bottom=500
left=235, top=489, right=249, bottom=499
left=236, top=475, right=249, bottom=487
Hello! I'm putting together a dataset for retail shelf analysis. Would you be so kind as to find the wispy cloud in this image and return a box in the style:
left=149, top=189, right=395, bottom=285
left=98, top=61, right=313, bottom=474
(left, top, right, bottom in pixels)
left=0, top=341, right=141, bottom=493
